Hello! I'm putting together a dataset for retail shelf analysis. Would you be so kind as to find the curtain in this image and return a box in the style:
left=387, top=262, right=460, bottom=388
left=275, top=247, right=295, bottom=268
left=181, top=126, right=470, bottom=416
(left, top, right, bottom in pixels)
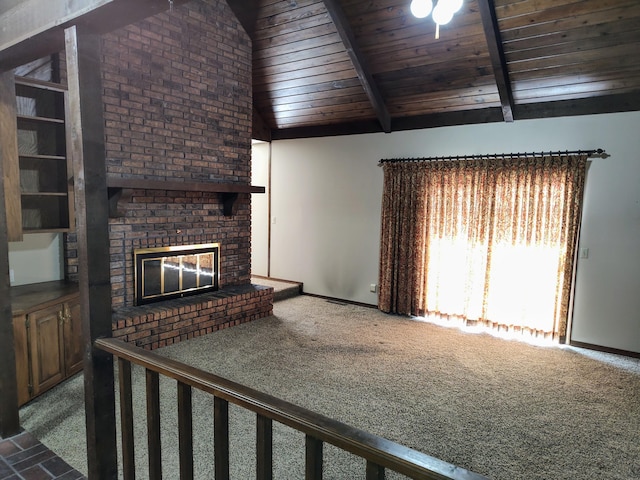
left=378, top=155, right=587, bottom=339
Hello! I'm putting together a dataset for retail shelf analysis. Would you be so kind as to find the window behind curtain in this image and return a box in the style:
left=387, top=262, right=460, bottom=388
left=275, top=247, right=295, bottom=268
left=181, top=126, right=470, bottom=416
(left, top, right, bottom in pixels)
left=378, top=155, right=587, bottom=340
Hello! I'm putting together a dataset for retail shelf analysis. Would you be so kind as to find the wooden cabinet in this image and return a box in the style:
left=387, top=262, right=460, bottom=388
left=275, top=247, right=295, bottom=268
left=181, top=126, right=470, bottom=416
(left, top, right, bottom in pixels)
left=4, top=75, right=74, bottom=239
left=11, top=284, right=82, bottom=406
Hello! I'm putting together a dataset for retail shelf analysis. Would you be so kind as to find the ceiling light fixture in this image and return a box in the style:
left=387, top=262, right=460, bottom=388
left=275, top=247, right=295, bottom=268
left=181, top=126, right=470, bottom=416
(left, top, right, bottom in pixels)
left=410, top=0, right=463, bottom=39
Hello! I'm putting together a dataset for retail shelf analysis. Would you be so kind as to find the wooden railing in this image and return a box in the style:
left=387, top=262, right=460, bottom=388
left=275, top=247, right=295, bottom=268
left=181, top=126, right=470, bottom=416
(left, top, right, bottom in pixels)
left=96, top=338, right=488, bottom=480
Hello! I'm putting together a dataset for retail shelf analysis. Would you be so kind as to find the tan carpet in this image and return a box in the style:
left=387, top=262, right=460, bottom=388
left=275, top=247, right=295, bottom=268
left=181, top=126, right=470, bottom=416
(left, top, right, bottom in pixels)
left=20, top=295, right=640, bottom=479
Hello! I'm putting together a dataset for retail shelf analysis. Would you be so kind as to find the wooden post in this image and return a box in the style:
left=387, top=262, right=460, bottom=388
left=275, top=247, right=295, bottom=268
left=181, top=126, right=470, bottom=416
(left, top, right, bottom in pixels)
left=64, top=26, right=117, bottom=478
left=0, top=71, right=20, bottom=438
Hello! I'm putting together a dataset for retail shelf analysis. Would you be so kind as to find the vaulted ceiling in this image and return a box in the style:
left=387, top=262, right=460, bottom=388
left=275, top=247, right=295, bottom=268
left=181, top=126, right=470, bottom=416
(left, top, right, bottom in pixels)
left=0, top=0, right=638, bottom=142
left=229, top=0, right=640, bottom=140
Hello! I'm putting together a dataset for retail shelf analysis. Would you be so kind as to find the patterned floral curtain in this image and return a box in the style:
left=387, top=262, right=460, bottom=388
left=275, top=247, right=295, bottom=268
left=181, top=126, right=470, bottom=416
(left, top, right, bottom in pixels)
left=378, top=155, right=587, bottom=340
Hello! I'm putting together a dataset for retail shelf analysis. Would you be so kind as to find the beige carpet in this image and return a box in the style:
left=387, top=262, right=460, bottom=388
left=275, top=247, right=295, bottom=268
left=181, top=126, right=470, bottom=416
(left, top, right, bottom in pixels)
left=19, top=295, right=640, bottom=479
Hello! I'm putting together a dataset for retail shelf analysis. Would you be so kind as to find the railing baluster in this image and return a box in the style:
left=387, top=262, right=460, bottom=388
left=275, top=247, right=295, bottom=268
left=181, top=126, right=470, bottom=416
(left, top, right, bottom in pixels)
left=146, top=369, right=162, bottom=479
left=214, top=396, right=230, bottom=480
left=256, top=414, right=273, bottom=480
left=97, top=338, right=489, bottom=480
left=305, top=435, right=323, bottom=480
left=118, top=358, right=135, bottom=480
left=366, top=460, right=385, bottom=480
left=177, top=382, right=193, bottom=480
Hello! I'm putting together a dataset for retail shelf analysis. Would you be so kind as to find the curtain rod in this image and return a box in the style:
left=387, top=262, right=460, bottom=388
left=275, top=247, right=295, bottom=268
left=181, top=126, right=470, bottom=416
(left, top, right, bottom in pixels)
left=379, top=148, right=607, bottom=165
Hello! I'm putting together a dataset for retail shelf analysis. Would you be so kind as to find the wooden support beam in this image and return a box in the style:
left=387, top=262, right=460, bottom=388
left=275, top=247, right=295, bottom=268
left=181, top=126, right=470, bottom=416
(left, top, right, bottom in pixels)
left=477, top=0, right=514, bottom=123
left=322, top=0, right=391, bottom=133
left=64, top=26, right=117, bottom=479
left=253, top=107, right=272, bottom=142
left=0, top=71, right=22, bottom=241
left=0, top=0, right=189, bottom=72
left=0, top=70, right=20, bottom=438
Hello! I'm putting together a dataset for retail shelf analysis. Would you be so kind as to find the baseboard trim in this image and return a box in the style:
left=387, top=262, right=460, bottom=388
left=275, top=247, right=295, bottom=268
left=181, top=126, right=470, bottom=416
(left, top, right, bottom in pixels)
left=569, top=340, right=640, bottom=359
left=252, top=274, right=302, bottom=287
left=301, top=292, right=377, bottom=309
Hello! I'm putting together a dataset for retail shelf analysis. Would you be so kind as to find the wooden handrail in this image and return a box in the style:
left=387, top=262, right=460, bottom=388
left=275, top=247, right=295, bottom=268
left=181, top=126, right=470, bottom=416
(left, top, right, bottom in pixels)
left=96, top=337, right=488, bottom=480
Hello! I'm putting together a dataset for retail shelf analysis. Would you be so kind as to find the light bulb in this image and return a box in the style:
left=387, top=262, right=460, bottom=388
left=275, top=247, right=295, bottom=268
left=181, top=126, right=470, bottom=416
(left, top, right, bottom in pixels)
left=410, top=0, right=433, bottom=19
left=432, top=0, right=454, bottom=25
left=447, top=0, right=463, bottom=14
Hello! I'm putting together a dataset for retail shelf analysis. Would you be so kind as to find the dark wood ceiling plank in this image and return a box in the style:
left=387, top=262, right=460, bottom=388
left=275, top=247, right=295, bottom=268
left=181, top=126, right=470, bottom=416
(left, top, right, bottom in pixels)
left=253, top=1, right=330, bottom=32
left=253, top=22, right=339, bottom=49
left=254, top=59, right=357, bottom=86
left=265, top=91, right=372, bottom=112
left=254, top=78, right=364, bottom=100
left=497, top=0, right=640, bottom=31
left=322, top=0, right=391, bottom=132
left=508, top=47, right=640, bottom=76
left=0, top=0, right=189, bottom=71
left=503, top=17, right=640, bottom=53
left=367, top=38, right=492, bottom=75
left=270, top=94, right=377, bottom=114
left=254, top=0, right=321, bottom=19
left=252, top=11, right=334, bottom=42
left=254, top=33, right=342, bottom=58
left=254, top=68, right=362, bottom=93
left=477, top=0, right=514, bottom=122
left=254, top=42, right=346, bottom=68
left=254, top=52, right=353, bottom=79
left=389, top=95, right=502, bottom=115
left=255, top=88, right=368, bottom=110
left=494, top=0, right=593, bottom=17
left=362, top=28, right=487, bottom=61
left=499, top=3, right=640, bottom=42
left=504, top=24, right=640, bottom=63
left=377, top=60, right=495, bottom=87
left=513, top=80, right=640, bottom=104
left=271, top=107, right=378, bottom=126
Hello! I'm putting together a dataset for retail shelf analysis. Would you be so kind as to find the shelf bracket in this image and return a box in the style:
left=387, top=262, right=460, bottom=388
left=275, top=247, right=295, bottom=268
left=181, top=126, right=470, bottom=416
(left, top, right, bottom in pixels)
left=220, top=192, right=239, bottom=217
left=107, top=187, right=133, bottom=218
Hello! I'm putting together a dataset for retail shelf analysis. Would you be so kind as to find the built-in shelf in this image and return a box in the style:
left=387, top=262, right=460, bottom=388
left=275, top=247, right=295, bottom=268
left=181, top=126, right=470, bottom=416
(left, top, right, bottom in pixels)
left=12, top=75, right=73, bottom=235
left=106, top=176, right=266, bottom=217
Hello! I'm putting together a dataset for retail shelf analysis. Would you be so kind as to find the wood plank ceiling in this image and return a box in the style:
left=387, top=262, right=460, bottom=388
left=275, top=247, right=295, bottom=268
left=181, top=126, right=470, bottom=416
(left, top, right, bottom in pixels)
left=230, top=0, right=640, bottom=140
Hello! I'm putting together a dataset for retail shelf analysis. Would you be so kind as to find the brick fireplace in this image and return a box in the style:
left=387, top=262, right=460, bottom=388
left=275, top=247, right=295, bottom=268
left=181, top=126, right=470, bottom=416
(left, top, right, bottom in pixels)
left=65, top=0, right=273, bottom=349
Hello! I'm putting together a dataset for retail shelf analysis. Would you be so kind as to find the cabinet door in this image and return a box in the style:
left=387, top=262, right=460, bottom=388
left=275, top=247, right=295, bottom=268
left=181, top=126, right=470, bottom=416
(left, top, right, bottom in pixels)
left=28, top=303, right=65, bottom=397
left=63, top=298, right=83, bottom=375
left=12, top=314, right=31, bottom=406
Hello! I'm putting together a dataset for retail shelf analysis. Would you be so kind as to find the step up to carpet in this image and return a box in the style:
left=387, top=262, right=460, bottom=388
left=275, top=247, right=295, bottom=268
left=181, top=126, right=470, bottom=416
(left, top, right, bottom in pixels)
left=251, top=277, right=302, bottom=302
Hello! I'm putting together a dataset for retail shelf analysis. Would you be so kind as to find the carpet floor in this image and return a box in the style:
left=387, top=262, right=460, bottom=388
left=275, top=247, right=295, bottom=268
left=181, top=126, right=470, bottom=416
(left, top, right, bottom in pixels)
left=19, top=295, right=640, bottom=479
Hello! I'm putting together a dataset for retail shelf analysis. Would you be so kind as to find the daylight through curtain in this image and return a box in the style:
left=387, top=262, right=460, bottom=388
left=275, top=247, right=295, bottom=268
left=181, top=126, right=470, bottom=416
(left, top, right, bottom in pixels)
left=378, top=155, right=587, bottom=339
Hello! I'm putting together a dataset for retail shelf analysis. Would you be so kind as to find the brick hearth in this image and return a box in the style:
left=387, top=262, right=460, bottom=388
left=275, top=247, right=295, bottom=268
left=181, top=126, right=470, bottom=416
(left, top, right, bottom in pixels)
left=112, top=284, right=273, bottom=350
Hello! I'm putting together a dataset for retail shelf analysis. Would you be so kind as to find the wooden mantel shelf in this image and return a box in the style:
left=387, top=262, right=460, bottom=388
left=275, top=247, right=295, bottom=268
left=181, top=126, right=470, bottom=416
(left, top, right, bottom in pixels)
left=106, top=176, right=265, bottom=217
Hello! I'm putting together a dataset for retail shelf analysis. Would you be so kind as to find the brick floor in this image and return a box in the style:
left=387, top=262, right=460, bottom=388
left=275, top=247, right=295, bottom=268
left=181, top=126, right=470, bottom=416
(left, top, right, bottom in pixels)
left=0, top=431, right=85, bottom=480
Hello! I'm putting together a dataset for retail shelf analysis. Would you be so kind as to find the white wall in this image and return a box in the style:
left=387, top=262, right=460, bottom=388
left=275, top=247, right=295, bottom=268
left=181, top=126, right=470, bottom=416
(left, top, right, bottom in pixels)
left=254, top=111, right=640, bottom=353
left=8, top=233, right=64, bottom=286
left=251, top=141, right=270, bottom=277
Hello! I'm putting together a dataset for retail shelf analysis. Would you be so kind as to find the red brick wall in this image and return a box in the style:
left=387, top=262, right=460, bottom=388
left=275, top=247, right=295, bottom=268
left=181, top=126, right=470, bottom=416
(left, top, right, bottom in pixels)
left=100, top=0, right=253, bottom=309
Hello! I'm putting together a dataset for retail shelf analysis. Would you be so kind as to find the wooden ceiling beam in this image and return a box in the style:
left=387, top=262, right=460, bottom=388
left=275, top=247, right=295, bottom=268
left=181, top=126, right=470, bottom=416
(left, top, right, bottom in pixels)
left=252, top=107, right=272, bottom=142
left=0, top=0, right=189, bottom=72
left=322, top=0, right=391, bottom=133
left=477, top=0, right=514, bottom=123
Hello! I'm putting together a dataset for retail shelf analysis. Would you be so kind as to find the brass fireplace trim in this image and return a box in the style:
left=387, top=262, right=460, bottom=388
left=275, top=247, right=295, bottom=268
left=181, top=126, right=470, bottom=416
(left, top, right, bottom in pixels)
left=133, top=243, right=220, bottom=306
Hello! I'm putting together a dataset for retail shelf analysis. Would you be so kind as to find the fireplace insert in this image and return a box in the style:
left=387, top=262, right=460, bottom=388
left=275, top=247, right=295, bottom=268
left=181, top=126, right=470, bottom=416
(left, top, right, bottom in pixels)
left=134, top=243, right=220, bottom=306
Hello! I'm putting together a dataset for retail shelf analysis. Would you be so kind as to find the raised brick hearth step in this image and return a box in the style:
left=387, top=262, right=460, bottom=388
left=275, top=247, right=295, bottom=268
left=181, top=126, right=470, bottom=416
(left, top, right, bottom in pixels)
left=112, top=284, right=274, bottom=350
left=251, top=276, right=303, bottom=302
